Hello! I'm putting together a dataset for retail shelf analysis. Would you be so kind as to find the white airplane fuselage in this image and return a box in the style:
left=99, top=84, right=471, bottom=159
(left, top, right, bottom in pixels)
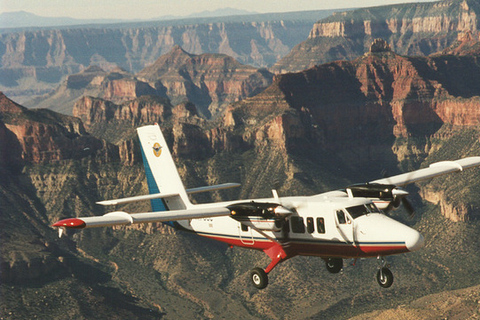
left=176, top=195, right=425, bottom=259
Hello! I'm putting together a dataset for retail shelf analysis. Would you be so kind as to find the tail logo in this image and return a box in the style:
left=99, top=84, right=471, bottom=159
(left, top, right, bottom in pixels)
left=153, top=142, right=162, bottom=157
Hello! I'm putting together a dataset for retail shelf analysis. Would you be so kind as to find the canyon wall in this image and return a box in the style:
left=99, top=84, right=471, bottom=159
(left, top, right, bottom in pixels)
left=0, top=19, right=314, bottom=102
left=273, top=0, right=480, bottom=73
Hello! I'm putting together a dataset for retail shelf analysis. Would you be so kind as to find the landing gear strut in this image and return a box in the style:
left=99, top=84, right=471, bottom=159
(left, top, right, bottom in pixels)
left=376, top=256, right=394, bottom=288
left=249, top=244, right=288, bottom=289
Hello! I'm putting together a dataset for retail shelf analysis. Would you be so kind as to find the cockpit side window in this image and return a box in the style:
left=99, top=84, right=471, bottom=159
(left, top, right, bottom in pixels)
left=291, top=216, right=305, bottom=233
left=366, top=203, right=380, bottom=213
left=346, top=203, right=379, bottom=219
left=336, top=210, right=346, bottom=224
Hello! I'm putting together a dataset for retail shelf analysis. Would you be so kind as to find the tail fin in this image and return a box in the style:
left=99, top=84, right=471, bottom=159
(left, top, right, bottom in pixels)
left=137, top=124, right=192, bottom=211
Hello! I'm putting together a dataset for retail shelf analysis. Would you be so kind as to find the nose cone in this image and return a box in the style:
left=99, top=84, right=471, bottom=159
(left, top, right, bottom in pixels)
left=405, top=231, right=425, bottom=252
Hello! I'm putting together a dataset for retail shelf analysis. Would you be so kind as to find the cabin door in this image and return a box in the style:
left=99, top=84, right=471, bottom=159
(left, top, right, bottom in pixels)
left=238, top=223, right=254, bottom=245
left=334, top=210, right=355, bottom=245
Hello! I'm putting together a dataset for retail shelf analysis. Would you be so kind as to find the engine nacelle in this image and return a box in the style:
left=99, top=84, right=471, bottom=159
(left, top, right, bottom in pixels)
left=228, top=202, right=292, bottom=231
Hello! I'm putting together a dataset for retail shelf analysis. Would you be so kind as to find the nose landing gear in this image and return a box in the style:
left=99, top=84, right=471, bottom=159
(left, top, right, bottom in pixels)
left=376, top=256, right=394, bottom=288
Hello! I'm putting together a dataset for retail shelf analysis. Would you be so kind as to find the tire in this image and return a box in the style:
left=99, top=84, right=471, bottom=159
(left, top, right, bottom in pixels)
left=376, top=267, right=394, bottom=288
left=250, top=267, right=268, bottom=289
left=325, top=258, right=343, bottom=274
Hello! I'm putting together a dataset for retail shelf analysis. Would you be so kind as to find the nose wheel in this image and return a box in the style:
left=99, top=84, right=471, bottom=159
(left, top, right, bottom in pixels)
left=376, top=256, right=394, bottom=288
left=377, top=267, right=393, bottom=288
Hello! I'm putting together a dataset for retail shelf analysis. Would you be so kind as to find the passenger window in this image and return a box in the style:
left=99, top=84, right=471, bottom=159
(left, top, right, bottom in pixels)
left=241, top=223, right=249, bottom=232
left=291, top=216, right=305, bottom=233
left=306, top=217, right=314, bottom=233
left=336, top=210, right=346, bottom=224
left=317, top=217, right=325, bottom=234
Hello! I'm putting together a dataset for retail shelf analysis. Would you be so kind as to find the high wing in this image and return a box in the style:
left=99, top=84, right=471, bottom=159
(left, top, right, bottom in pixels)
left=53, top=207, right=231, bottom=237
left=337, top=156, right=480, bottom=213
left=370, top=157, right=480, bottom=186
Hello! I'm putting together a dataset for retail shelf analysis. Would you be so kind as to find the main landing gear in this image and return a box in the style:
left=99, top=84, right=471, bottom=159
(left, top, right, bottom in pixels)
left=250, top=244, right=288, bottom=289
left=250, top=267, right=268, bottom=289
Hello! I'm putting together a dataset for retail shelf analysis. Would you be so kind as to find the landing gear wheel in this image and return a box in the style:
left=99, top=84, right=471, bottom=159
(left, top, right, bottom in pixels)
left=250, top=267, right=268, bottom=289
left=325, top=258, right=343, bottom=274
left=376, top=267, right=394, bottom=288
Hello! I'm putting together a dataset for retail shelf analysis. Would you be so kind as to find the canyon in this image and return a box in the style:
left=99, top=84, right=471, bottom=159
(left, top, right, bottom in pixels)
left=2, top=1, right=480, bottom=319
left=0, top=15, right=320, bottom=103
left=28, top=46, right=273, bottom=118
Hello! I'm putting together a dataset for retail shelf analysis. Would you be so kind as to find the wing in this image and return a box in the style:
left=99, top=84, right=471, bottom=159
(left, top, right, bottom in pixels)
left=371, top=157, right=480, bottom=187
left=52, top=207, right=231, bottom=237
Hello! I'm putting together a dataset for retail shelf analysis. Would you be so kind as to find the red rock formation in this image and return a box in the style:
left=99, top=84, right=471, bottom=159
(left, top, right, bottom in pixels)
left=273, top=0, right=480, bottom=73
left=137, top=45, right=273, bottom=117
left=73, top=95, right=172, bottom=130
left=1, top=19, right=313, bottom=102
left=271, top=50, right=480, bottom=145
left=0, top=92, right=118, bottom=165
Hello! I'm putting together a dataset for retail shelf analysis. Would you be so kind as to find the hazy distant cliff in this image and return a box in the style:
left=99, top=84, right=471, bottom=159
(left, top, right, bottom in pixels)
left=273, top=0, right=480, bottom=72
left=0, top=19, right=315, bottom=102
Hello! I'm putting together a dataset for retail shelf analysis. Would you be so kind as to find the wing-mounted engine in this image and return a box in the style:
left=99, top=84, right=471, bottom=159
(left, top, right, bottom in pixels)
left=228, top=202, right=293, bottom=232
left=346, top=183, right=413, bottom=215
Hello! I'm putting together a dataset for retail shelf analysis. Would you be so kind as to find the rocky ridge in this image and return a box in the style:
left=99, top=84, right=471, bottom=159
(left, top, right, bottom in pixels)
left=136, top=45, right=273, bottom=117
left=30, top=46, right=273, bottom=118
left=273, top=0, right=480, bottom=73
left=226, top=41, right=480, bottom=220
left=0, top=18, right=316, bottom=102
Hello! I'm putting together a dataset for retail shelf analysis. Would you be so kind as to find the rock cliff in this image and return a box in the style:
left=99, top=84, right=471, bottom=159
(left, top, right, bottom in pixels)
left=229, top=45, right=480, bottom=220
left=0, top=92, right=120, bottom=165
left=0, top=19, right=315, bottom=102
left=273, top=0, right=480, bottom=73
left=1, top=61, right=480, bottom=319
left=137, top=45, right=273, bottom=117
left=27, top=66, right=158, bottom=115
left=30, top=46, right=273, bottom=118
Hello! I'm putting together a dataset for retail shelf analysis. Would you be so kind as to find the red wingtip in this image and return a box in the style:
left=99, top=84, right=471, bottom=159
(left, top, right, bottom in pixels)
left=52, top=218, right=86, bottom=229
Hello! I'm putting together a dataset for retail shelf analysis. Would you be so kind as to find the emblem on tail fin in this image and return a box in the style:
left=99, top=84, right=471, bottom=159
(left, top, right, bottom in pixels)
left=153, top=142, right=162, bottom=157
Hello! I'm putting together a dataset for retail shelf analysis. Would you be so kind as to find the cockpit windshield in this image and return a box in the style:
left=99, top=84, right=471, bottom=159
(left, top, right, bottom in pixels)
left=346, top=203, right=380, bottom=219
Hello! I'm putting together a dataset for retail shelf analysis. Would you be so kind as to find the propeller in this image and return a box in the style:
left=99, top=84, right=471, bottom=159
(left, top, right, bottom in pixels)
left=347, top=183, right=415, bottom=217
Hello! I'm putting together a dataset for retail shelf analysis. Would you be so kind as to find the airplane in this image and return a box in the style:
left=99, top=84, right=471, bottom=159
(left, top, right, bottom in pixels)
left=53, top=124, right=480, bottom=289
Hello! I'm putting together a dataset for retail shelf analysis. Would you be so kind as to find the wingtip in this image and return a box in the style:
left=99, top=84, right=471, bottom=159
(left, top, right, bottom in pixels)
left=52, top=218, right=86, bottom=229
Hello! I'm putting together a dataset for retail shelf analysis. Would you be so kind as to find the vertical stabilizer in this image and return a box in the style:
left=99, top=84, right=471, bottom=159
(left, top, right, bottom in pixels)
left=137, top=124, right=192, bottom=211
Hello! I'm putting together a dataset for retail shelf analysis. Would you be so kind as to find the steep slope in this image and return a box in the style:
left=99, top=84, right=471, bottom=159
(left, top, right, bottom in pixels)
left=25, top=66, right=158, bottom=115
left=351, top=284, right=480, bottom=319
left=28, top=46, right=273, bottom=118
left=273, top=0, right=480, bottom=73
left=136, top=45, right=273, bottom=117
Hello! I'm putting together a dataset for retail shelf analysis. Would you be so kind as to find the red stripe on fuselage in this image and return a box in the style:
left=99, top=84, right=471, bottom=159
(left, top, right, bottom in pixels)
left=198, top=232, right=408, bottom=258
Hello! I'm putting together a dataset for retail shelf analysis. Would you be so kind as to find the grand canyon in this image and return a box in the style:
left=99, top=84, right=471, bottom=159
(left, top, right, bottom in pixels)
left=1, top=1, right=480, bottom=319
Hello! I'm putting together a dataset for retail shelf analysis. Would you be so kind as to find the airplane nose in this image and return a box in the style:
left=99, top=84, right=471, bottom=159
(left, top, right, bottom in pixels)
left=405, top=231, right=425, bottom=252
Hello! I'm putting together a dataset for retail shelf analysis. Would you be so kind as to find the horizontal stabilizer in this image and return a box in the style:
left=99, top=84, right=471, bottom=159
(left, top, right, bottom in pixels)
left=186, top=183, right=241, bottom=194
left=96, top=183, right=241, bottom=206
left=96, top=192, right=179, bottom=206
